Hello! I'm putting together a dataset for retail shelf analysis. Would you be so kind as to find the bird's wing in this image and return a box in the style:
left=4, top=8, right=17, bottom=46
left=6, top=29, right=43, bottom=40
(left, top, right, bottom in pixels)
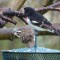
left=32, top=20, right=39, bottom=23
left=29, top=14, right=42, bottom=26
left=31, top=20, right=40, bottom=26
left=32, top=12, right=52, bottom=26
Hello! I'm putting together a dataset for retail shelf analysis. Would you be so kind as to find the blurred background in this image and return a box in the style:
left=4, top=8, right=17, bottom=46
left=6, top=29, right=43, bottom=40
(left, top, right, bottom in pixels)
left=0, top=0, right=60, bottom=60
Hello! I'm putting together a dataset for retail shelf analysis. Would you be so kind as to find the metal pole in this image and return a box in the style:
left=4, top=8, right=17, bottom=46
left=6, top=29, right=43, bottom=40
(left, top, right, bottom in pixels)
left=34, top=35, right=37, bottom=52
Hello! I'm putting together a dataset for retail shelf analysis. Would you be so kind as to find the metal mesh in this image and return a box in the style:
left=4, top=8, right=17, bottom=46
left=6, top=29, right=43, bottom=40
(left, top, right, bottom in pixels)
left=3, top=52, right=60, bottom=60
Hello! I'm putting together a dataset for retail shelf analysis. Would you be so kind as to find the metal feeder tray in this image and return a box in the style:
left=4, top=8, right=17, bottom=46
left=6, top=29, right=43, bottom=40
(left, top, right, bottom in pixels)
left=2, top=47, right=60, bottom=60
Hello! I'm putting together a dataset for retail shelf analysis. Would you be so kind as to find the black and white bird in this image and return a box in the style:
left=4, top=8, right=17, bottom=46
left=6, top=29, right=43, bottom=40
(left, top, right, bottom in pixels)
left=23, top=7, right=60, bottom=35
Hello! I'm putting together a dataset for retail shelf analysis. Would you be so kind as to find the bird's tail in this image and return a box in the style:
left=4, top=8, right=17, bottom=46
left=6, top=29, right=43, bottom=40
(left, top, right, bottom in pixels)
left=39, top=24, right=60, bottom=35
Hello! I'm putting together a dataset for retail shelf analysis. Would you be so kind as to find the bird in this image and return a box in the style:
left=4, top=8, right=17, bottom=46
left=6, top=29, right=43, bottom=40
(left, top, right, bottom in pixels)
left=13, top=26, right=35, bottom=48
left=23, top=7, right=60, bottom=35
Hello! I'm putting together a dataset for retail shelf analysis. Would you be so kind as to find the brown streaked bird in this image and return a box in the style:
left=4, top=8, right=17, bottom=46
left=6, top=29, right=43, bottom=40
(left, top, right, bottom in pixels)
left=14, top=26, right=35, bottom=48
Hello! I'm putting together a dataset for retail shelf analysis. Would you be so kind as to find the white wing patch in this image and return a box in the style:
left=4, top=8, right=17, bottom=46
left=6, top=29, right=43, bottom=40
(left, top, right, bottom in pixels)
left=32, top=20, right=39, bottom=23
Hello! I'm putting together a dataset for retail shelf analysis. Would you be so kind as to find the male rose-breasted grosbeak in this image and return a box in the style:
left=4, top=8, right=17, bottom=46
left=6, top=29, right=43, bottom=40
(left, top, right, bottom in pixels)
left=23, top=7, right=60, bottom=35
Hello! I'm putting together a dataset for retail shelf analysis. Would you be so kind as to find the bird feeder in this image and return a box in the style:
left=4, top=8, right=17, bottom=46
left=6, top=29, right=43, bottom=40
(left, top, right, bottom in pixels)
left=2, top=37, right=60, bottom=60
left=1, top=26, right=60, bottom=60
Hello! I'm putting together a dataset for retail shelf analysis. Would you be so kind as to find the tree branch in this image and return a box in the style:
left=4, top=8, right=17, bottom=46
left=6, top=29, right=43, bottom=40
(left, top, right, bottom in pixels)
left=0, top=25, right=34, bottom=40
left=2, top=2, right=60, bottom=19
left=35, top=2, right=60, bottom=14
left=0, top=8, right=11, bottom=28
left=36, top=7, right=60, bottom=12
left=0, top=23, right=60, bottom=40
left=0, top=1, right=60, bottom=28
left=43, top=0, right=54, bottom=7
left=48, top=2, right=60, bottom=7
left=0, top=14, right=17, bottom=25
left=0, top=0, right=26, bottom=28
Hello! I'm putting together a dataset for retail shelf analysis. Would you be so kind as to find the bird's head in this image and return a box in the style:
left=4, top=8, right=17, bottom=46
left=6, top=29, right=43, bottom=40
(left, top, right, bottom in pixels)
left=24, top=7, right=35, bottom=23
left=24, top=7, right=35, bottom=16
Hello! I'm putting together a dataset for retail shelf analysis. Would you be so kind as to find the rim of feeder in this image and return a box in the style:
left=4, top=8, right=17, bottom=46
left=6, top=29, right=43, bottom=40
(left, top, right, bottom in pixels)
left=2, top=47, right=60, bottom=53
